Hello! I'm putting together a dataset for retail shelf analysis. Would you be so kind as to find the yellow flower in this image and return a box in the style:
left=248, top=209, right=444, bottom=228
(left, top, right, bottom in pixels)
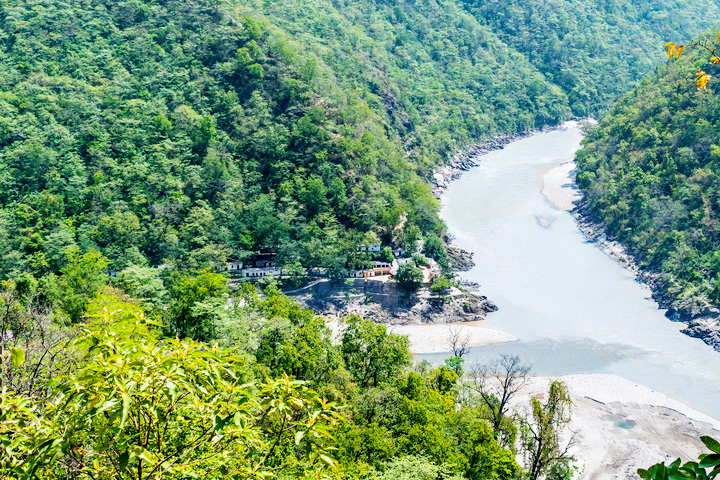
left=695, top=70, right=712, bottom=90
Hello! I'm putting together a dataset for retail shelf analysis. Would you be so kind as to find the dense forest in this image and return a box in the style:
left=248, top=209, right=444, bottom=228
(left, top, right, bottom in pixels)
left=0, top=0, right=719, bottom=280
left=575, top=24, right=720, bottom=317
left=462, top=0, right=719, bottom=116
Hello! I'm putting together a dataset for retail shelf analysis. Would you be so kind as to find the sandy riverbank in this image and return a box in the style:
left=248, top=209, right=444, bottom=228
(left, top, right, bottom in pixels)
left=326, top=320, right=517, bottom=354
left=542, top=161, right=582, bottom=211
left=516, top=374, right=720, bottom=479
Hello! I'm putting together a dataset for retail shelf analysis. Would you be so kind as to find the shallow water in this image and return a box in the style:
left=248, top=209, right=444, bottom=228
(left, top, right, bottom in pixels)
left=427, top=121, right=720, bottom=419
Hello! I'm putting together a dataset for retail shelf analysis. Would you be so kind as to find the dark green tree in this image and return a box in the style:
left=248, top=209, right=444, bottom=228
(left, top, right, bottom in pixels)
left=396, top=263, right=423, bottom=291
left=340, top=315, right=411, bottom=388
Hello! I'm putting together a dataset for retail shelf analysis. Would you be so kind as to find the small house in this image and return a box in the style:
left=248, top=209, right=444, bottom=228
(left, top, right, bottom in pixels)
left=226, top=260, right=243, bottom=271
left=241, top=267, right=283, bottom=278
left=358, top=243, right=382, bottom=253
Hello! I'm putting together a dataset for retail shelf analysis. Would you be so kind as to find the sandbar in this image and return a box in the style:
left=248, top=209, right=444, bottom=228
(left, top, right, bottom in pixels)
left=326, top=321, right=517, bottom=354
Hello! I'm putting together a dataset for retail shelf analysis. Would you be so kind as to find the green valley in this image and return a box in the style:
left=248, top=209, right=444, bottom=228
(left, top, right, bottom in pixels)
left=1, top=0, right=718, bottom=280
left=4, top=0, right=720, bottom=478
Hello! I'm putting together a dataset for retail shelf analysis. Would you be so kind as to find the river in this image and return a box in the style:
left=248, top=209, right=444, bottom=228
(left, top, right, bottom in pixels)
left=429, top=121, right=720, bottom=419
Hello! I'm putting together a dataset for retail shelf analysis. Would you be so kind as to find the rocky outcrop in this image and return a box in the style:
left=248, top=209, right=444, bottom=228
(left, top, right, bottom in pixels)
left=682, top=318, right=720, bottom=352
left=444, top=234, right=475, bottom=272
left=286, top=278, right=497, bottom=325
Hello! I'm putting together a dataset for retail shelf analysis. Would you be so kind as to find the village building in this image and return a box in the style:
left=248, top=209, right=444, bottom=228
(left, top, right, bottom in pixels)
left=365, top=260, right=392, bottom=277
left=226, top=260, right=243, bottom=271
left=368, top=266, right=392, bottom=277
left=241, top=267, right=283, bottom=278
left=215, top=259, right=243, bottom=272
left=392, top=247, right=407, bottom=257
left=357, top=243, right=381, bottom=252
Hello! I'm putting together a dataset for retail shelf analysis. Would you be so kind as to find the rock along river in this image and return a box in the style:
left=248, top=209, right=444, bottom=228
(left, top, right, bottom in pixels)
left=426, top=120, right=720, bottom=420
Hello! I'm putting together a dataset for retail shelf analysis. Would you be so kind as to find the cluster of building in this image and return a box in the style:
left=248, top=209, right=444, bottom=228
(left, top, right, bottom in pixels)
left=221, top=253, right=282, bottom=278
left=213, top=244, right=440, bottom=284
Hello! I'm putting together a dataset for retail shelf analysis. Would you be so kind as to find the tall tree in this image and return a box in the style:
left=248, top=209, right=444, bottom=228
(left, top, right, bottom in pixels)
left=520, top=380, right=576, bottom=480
left=468, top=354, right=531, bottom=444
left=340, top=315, right=411, bottom=388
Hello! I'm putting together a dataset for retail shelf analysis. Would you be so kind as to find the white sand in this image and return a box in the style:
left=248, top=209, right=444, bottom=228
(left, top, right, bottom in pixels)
left=515, top=374, right=720, bottom=479
left=542, top=161, right=582, bottom=211
left=326, top=321, right=517, bottom=354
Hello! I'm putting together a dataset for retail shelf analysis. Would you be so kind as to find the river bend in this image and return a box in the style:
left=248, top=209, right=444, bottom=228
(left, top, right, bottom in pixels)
left=432, top=121, right=720, bottom=419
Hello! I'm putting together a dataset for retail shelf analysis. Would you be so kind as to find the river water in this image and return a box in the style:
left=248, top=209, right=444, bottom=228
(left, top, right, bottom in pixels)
left=431, top=121, right=720, bottom=419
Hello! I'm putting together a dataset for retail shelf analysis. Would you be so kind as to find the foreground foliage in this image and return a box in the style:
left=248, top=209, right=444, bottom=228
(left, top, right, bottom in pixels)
left=1, top=298, right=343, bottom=479
left=0, top=276, right=538, bottom=479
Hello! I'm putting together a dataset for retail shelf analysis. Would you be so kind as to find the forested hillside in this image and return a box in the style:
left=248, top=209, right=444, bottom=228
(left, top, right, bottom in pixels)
left=462, top=0, right=720, bottom=115
left=576, top=25, right=720, bottom=316
left=1, top=0, right=719, bottom=279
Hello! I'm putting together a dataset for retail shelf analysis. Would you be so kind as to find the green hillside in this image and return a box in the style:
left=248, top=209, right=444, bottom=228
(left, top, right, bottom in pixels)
left=1, top=0, right=719, bottom=278
left=576, top=25, right=720, bottom=316
left=462, top=0, right=720, bottom=116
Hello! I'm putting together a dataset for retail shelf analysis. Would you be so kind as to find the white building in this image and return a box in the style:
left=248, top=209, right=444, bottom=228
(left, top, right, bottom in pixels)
left=241, top=267, right=283, bottom=278
left=226, top=261, right=243, bottom=271
left=358, top=243, right=382, bottom=252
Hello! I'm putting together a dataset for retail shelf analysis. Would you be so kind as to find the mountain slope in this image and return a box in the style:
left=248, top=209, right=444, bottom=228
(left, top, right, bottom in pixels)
left=0, top=0, right=719, bottom=278
left=576, top=25, right=720, bottom=320
left=461, top=0, right=720, bottom=115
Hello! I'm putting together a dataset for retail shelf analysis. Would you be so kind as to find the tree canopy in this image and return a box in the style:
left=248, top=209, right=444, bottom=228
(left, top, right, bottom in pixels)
left=1, top=0, right=718, bottom=280
left=576, top=23, right=720, bottom=320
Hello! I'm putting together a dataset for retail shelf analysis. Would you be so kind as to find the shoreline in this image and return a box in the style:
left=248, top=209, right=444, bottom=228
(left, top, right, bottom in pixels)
left=432, top=122, right=569, bottom=197
left=535, top=141, right=720, bottom=352
left=441, top=126, right=720, bottom=476
left=571, top=199, right=720, bottom=352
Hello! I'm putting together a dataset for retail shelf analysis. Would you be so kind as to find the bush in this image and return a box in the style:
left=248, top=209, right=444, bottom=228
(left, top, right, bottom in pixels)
left=430, top=275, right=456, bottom=294
left=396, top=263, right=423, bottom=291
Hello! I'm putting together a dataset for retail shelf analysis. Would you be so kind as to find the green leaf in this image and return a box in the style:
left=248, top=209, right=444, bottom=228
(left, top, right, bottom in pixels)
left=119, top=450, right=129, bottom=471
left=669, top=468, right=692, bottom=480
left=703, top=437, right=720, bottom=455
left=120, top=392, right=131, bottom=429
left=95, top=399, right=119, bottom=416
left=699, top=454, right=720, bottom=469
left=650, top=463, right=669, bottom=480
left=10, top=347, right=25, bottom=367
left=638, top=468, right=653, bottom=480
